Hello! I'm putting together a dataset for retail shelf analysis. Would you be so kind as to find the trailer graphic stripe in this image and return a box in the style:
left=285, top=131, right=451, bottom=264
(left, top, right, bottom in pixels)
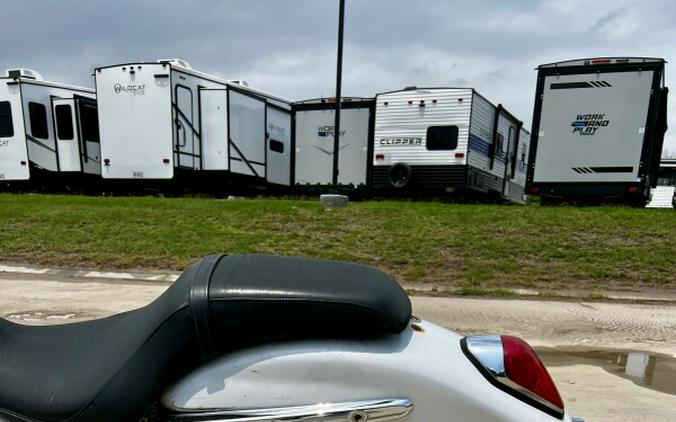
left=172, top=102, right=201, bottom=137
left=229, top=140, right=261, bottom=178
left=589, top=166, right=633, bottom=173
left=468, top=134, right=491, bottom=155
left=311, top=144, right=349, bottom=156
left=572, top=166, right=634, bottom=174
left=550, top=81, right=613, bottom=90
left=550, top=82, right=593, bottom=90
left=26, top=134, right=56, bottom=153
left=230, top=157, right=266, bottom=166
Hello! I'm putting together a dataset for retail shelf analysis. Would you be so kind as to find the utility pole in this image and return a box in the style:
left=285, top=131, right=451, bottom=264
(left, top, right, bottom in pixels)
left=332, top=0, right=346, bottom=186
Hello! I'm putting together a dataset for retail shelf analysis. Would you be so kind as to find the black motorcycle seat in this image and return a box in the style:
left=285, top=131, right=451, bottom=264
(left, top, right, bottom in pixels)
left=0, top=254, right=412, bottom=422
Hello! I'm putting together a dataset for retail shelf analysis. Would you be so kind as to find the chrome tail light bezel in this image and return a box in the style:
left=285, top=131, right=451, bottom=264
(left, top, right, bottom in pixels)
left=460, top=335, right=565, bottom=419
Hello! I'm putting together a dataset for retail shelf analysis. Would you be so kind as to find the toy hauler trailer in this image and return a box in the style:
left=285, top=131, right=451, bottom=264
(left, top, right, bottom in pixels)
left=95, top=59, right=291, bottom=188
left=291, top=97, right=374, bottom=189
left=0, top=69, right=99, bottom=183
left=372, top=87, right=531, bottom=203
left=527, top=57, right=668, bottom=204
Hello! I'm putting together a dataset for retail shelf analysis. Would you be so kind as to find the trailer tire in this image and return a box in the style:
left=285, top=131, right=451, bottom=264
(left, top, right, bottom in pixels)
left=389, top=163, right=412, bottom=189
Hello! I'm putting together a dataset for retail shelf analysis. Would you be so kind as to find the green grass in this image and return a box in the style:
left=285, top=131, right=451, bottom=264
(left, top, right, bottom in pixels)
left=455, top=286, right=519, bottom=298
left=0, top=194, right=675, bottom=289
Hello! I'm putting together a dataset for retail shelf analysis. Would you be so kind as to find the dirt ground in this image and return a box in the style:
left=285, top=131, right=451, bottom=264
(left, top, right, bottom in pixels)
left=2, top=272, right=675, bottom=421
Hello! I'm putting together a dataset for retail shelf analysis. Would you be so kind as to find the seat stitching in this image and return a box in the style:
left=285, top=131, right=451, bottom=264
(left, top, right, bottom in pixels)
left=189, top=254, right=226, bottom=359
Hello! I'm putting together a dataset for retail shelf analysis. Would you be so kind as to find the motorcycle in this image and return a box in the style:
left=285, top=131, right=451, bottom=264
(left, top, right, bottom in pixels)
left=0, top=254, right=584, bottom=422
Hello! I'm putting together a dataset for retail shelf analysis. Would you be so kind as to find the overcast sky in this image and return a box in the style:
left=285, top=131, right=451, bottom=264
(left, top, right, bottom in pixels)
left=2, top=0, right=674, bottom=153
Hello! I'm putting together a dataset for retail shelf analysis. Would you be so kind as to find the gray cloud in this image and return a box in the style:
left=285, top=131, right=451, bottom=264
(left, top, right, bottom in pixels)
left=1, top=0, right=674, bottom=151
left=589, top=9, right=626, bottom=35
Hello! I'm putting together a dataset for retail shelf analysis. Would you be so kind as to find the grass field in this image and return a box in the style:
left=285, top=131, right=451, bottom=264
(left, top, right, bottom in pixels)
left=0, top=194, right=674, bottom=290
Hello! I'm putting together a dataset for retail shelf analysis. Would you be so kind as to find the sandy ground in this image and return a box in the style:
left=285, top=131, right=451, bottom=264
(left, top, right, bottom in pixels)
left=413, top=296, right=676, bottom=357
left=2, top=273, right=676, bottom=421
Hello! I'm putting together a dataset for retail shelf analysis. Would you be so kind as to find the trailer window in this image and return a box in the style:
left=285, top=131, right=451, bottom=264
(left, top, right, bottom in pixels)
left=0, top=102, right=13, bottom=137
left=426, top=125, right=458, bottom=150
left=269, top=139, right=284, bottom=153
left=28, top=102, right=48, bottom=139
left=55, top=105, right=74, bottom=140
left=79, top=103, right=100, bottom=143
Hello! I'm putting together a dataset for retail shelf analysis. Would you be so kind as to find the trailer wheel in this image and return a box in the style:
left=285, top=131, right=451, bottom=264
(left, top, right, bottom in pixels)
left=389, top=163, right=412, bottom=189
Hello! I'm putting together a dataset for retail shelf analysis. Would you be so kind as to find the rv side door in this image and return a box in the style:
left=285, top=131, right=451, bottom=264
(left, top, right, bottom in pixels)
left=175, top=85, right=199, bottom=170
left=52, top=97, right=82, bottom=172
left=199, top=89, right=228, bottom=171
left=265, top=105, right=291, bottom=186
left=75, top=96, right=101, bottom=175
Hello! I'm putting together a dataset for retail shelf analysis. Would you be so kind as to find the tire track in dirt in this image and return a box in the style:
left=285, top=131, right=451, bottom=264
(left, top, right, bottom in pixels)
left=412, top=297, right=676, bottom=356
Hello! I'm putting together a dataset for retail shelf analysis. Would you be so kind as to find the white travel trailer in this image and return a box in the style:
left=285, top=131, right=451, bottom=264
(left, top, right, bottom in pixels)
left=527, top=57, right=668, bottom=205
left=372, top=87, right=531, bottom=203
left=0, top=69, right=99, bottom=182
left=95, top=59, right=291, bottom=187
left=291, top=97, right=374, bottom=189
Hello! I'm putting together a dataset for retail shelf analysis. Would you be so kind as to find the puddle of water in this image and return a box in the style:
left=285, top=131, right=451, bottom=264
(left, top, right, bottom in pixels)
left=537, top=348, right=676, bottom=396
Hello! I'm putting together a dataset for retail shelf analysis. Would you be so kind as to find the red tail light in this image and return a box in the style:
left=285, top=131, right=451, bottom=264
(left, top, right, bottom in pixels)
left=455, top=152, right=465, bottom=158
left=462, top=335, right=564, bottom=418
left=626, top=186, right=638, bottom=193
left=502, top=336, right=564, bottom=411
left=375, top=154, right=385, bottom=161
left=530, top=186, right=539, bottom=194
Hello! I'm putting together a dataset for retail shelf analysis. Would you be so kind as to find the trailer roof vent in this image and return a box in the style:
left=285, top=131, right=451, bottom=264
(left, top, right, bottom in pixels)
left=404, top=86, right=418, bottom=91
left=157, top=59, right=193, bottom=70
left=6, top=68, right=44, bottom=81
left=229, top=80, right=250, bottom=87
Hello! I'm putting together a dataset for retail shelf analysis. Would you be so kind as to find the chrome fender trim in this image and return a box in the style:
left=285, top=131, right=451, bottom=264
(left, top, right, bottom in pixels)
left=165, top=398, right=413, bottom=421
